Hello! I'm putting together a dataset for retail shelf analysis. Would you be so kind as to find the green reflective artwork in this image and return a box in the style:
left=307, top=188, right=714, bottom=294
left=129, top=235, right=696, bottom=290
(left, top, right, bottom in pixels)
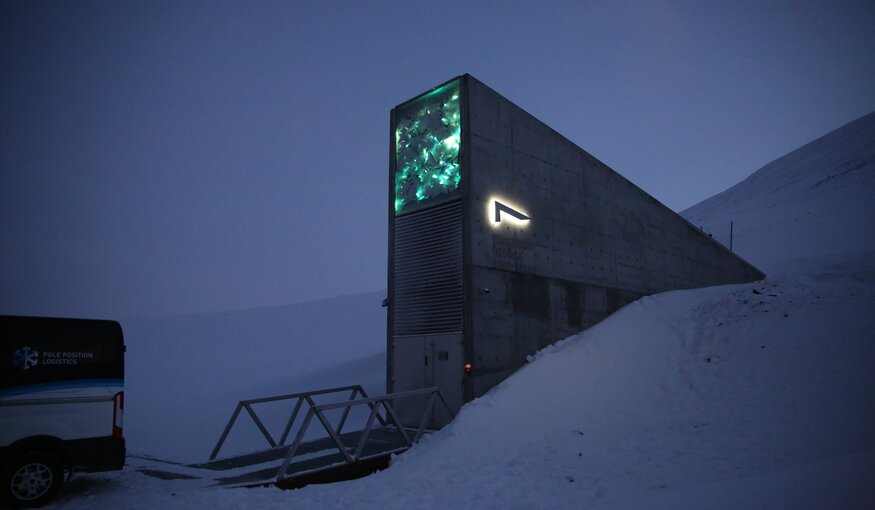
left=394, top=80, right=461, bottom=215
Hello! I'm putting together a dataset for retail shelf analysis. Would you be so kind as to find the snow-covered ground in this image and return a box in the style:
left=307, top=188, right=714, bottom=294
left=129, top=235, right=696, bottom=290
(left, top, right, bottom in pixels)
left=47, top=113, right=875, bottom=508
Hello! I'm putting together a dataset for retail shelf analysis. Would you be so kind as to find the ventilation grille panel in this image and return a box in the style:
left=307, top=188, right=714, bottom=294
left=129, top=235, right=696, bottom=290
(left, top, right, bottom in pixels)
left=392, top=200, right=463, bottom=335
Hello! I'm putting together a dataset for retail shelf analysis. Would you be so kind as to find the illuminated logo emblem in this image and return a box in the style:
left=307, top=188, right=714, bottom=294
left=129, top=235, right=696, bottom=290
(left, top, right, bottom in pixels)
left=13, top=346, right=40, bottom=371
left=493, top=200, right=530, bottom=224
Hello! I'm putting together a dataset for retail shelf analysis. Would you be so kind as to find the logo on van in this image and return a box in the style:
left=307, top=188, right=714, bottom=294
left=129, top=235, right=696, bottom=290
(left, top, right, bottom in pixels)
left=13, top=346, right=40, bottom=370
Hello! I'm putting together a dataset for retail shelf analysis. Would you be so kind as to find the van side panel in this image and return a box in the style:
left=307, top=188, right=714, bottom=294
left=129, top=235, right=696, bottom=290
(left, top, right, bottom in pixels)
left=0, top=398, right=116, bottom=444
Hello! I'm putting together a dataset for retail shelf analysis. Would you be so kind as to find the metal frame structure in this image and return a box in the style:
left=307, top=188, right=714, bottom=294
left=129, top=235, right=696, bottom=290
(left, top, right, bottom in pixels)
left=210, top=385, right=370, bottom=460
left=209, top=385, right=453, bottom=484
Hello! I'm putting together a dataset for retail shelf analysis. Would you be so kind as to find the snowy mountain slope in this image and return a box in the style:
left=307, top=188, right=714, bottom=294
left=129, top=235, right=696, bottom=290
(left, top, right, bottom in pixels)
left=49, top=113, right=875, bottom=508
left=682, top=111, right=875, bottom=273
left=121, top=291, right=386, bottom=461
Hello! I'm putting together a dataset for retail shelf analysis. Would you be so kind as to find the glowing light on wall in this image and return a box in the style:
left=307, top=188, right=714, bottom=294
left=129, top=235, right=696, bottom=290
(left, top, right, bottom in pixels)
left=394, top=80, right=461, bottom=215
left=487, top=197, right=530, bottom=228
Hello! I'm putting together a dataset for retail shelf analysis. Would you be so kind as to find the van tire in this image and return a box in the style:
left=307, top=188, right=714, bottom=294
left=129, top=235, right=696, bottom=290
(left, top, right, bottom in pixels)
left=2, top=451, right=64, bottom=508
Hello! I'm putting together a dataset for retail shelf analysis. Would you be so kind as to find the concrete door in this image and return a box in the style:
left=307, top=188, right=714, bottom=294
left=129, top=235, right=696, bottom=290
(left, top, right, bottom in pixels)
left=428, top=334, right=463, bottom=427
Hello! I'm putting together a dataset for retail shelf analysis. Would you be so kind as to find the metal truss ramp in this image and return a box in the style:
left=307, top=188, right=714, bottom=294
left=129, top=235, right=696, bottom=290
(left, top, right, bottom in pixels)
left=136, top=385, right=453, bottom=488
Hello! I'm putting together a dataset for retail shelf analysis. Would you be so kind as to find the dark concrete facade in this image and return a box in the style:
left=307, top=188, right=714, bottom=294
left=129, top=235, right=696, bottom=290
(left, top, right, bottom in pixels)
left=388, top=75, right=764, bottom=425
left=462, top=75, right=764, bottom=398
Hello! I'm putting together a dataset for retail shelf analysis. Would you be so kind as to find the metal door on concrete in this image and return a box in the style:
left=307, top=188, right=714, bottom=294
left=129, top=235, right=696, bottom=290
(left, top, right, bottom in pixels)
left=392, top=333, right=462, bottom=428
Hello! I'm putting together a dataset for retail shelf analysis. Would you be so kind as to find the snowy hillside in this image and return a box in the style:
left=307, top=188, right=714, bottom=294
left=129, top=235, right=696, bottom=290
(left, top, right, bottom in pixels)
left=49, top=113, right=875, bottom=509
left=682, top=111, right=875, bottom=274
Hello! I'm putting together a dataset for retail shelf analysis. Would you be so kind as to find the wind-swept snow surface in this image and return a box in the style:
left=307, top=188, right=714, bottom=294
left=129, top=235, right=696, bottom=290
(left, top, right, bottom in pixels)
left=49, top=114, right=875, bottom=508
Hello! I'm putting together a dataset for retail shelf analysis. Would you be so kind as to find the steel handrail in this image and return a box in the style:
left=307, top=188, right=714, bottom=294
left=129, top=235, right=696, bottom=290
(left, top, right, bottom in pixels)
left=235, top=384, right=363, bottom=405
left=310, top=386, right=445, bottom=410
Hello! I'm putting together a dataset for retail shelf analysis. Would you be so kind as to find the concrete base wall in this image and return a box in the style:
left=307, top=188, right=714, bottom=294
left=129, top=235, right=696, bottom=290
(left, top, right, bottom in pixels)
left=468, top=265, right=642, bottom=398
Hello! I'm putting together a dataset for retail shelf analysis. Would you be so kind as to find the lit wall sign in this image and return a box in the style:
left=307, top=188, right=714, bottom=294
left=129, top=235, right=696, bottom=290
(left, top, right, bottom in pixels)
left=489, top=198, right=530, bottom=227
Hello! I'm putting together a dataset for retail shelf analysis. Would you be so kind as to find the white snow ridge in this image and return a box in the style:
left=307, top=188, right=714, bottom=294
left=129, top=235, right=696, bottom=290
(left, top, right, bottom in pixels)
left=51, top=114, right=875, bottom=509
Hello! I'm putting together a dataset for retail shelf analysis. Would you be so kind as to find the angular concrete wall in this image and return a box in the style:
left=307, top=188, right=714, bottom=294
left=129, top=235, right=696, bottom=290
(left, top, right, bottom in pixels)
left=462, top=75, right=764, bottom=399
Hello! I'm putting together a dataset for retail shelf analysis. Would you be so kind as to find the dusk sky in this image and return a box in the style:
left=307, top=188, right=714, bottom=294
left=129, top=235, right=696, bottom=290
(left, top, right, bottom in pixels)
left=2, top=0, right=874, bottom=319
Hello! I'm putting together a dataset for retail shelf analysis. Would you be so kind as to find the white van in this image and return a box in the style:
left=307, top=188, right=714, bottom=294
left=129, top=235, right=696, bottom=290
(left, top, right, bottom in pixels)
left=0, top=316, right=125, bottom=508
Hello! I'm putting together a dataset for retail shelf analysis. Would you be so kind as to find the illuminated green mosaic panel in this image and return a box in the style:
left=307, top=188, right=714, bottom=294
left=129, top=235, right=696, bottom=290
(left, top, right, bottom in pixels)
left=394, top=79, right=461, bottom=215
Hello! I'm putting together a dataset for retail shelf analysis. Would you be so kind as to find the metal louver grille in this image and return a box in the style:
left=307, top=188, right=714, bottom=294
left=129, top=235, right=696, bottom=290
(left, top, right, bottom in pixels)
left=392, top=199, right=463, bottom=335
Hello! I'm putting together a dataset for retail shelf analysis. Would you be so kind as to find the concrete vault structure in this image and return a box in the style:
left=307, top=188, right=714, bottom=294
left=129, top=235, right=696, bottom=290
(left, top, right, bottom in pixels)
left=386, top=74, right=764, bottom=427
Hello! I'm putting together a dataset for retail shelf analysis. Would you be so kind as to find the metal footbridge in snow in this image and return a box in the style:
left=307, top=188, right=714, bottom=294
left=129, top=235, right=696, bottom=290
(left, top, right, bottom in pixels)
left=136, top=385, right=453, bottom=488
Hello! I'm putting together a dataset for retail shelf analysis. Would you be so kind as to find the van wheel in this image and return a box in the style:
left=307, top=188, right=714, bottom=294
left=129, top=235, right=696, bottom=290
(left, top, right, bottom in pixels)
left=2, top=451, right=64, bottom=508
